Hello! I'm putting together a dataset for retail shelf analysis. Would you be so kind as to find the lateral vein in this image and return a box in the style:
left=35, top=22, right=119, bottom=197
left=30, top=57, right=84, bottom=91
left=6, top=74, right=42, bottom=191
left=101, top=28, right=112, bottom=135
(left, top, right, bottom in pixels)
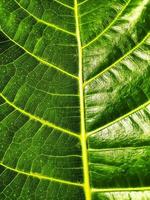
left=84, top=33, right=149, bottom=86
left=78, top=0, right=88, bottom=6
left=14, top=0, right=75, bottom=36
left=88, top=145, right=150, bottom=152
left=54, top=0, right=74, bottom=10
left=0, top=29, right=78, bottom=80
left=0, top=163, right=83, bottom=187
left=91, top=187, right=150, bottom=193
left=87, top=100, right=150, bottom=137
left=82, top=0, right=131, bottom=49
left=26, top=85, right=79, bottom=97
left=0, top=93, right=80, bottom=138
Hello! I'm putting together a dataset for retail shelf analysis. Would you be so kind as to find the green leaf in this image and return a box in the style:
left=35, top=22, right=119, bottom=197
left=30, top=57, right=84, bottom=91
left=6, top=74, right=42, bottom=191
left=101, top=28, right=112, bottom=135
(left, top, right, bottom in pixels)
left=0, top=0, right=150, bottom=199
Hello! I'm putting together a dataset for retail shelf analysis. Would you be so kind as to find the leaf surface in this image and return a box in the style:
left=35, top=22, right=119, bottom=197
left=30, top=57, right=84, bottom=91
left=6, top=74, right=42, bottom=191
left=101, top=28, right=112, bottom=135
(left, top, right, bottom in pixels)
left=0, top=0, right=150, bottom=199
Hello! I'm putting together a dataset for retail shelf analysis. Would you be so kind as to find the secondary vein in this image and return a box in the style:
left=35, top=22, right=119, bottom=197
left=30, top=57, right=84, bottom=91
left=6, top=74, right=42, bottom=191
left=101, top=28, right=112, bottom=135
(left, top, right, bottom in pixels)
left=91, top=187, right=150, bottom=193
left=54, top=0, right=74, bottom=10
left=1, top=29, right=78, bottom=80
left=14, top=0, right=75, bottom=36
left=0, top=93, right=80, bottom=138
left=0, top=162, right=83, bottom=187
left=84, top=33, right=150, bottom=86
left=87, top=100, right=150, bottom=137
left=82, top=0, right=131, bottom=49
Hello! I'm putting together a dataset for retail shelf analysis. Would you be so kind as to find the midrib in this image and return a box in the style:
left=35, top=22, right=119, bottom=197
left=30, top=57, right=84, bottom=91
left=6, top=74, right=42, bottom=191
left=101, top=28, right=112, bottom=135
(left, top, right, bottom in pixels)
left=74, top=1, right=91, bottom=200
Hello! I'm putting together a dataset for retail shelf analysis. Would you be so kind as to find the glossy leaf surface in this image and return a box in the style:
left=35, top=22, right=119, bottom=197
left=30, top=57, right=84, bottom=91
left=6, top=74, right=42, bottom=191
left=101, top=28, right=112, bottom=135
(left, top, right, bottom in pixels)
left=0, top=0, right=150, bottom=199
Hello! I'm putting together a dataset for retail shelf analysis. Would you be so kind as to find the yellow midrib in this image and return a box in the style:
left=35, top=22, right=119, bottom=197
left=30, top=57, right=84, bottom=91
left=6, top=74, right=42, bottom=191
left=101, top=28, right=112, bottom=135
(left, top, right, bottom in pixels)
left=74, top=1, right=91, bottom=200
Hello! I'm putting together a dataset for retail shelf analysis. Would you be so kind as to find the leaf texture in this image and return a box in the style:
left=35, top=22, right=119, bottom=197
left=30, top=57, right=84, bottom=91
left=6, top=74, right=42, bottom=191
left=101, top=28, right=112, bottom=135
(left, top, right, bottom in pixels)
left=0, top=0, right=150, bottom=199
